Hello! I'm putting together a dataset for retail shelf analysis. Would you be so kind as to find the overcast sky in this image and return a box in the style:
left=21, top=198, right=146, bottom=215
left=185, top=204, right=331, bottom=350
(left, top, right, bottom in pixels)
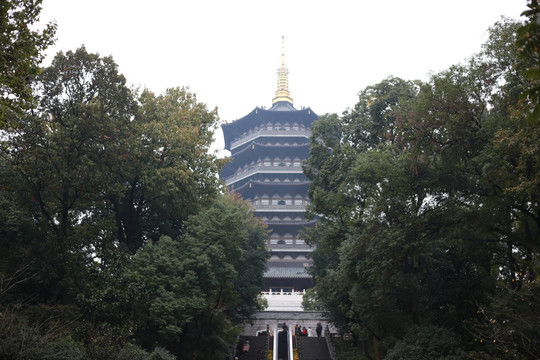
left=40, top=0, right=527, bottom=151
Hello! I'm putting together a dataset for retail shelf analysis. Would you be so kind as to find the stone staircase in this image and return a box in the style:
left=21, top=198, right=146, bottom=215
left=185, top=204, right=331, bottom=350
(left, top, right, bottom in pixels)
left=297, top=336, right=332, bottom=360
left=238, top=335, right=267, bottom=360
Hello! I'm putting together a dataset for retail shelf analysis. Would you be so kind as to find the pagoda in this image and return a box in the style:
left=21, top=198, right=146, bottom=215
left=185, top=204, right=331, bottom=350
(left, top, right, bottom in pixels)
left=221, top=38, right=317, bottom=292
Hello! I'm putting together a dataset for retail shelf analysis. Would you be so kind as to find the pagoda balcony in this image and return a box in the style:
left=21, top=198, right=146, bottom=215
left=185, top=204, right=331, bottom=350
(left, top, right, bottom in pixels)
left=252, top=204, right=307, bottom=212
left=264, top=219, right=315, bottom=225
left=225, top=165, right=303, bottom=186
left=231, top=128, right=311, bottom=150
left=267, top=244, right=312, bottom=251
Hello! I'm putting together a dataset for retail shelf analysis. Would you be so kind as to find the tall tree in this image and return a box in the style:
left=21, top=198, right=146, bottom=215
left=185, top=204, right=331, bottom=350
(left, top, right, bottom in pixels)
left=0, top=0, right=56, bottom=127
left=124, top=193, right=268, bottom=359
left=303, top=18, right=539, bottom=359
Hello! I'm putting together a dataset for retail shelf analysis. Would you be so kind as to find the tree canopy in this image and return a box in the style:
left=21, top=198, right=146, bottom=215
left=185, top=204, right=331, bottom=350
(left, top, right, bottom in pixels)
left=0, top=45, right=266, bottom=360
left=304, top=17, right=540, bottom=360
left=0, top=0, right=56, bottom=127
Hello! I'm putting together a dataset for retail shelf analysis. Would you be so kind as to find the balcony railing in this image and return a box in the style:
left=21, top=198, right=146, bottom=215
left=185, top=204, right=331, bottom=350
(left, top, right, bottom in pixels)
left=231, top=129, right=311, bottom=150
left=264, top=219, right=315, bottom=225
left=253, top=204, right=307, bottom=212
left=225, top=165, right=303, bottom=185
left=267, top=243, right=311, bottom=250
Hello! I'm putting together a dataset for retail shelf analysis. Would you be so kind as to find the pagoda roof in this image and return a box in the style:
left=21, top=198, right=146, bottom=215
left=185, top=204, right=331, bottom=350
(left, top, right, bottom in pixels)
left=221, top=107, right=317, bottom=150
left=232, top=180, right=310, bottom=198
left=222, top=142, right=310, bottom=176
left=269, top=101, right=296, bottom=111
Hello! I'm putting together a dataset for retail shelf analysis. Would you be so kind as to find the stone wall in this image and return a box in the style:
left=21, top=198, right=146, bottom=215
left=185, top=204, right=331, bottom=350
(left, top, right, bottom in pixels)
left=241, top=311, right=337, bottom=337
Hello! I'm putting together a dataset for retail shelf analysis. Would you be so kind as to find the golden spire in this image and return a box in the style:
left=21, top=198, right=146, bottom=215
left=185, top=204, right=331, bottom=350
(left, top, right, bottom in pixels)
left=272, top=36, right=293, bottom=105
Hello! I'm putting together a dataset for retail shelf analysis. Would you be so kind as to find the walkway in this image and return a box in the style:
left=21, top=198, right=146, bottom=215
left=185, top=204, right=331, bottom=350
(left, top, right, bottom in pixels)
left=297, top=336, right=332, bottom=360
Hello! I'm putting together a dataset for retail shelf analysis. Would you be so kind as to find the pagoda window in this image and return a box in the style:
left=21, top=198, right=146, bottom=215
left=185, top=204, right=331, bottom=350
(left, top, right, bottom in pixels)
left=270, top=233, right=280, bottom=245
left=263, top=159, right=271, bottom=166
left=277, top=240, right=286, bottom=245
left=292, top=123, right=299, bottom=131
left=296, top=239, right=306, bottom=245
left=266, top=123, right=273, bottom=130
left=261, top=196, right=269, bottom=205
left=277, top=200, right=286, bottom=206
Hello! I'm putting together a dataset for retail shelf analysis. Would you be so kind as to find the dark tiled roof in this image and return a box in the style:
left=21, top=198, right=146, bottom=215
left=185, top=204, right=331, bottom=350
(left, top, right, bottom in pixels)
left=269, top=101, right=297, bottom=111
left=221, top=107, right=317, bottom=150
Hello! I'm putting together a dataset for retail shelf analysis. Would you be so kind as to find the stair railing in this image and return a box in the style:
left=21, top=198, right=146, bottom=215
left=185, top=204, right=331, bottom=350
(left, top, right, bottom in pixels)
left=325, top=325, right=339, bottom=360
left=273, top=322, right=278, bottom=360
left=288, top=323, right=294, bottom=360
left=261, top=324, right=269, bottom=360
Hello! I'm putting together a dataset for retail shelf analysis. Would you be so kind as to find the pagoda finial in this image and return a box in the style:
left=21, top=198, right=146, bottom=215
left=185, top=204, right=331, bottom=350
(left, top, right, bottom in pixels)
left=272, top=36, right=293, bottom=105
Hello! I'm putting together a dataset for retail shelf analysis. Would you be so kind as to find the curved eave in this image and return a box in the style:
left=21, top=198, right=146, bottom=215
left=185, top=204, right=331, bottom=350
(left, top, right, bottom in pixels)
left=221, top=107, right=317, bottom=150
left=232, top=180, right=310, bottom=198
left=221, top=142, right=310, bottom=177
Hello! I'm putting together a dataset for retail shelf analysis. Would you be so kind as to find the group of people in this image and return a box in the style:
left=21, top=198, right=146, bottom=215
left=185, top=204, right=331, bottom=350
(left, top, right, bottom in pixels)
left=297, top=323, right=323, bottom=337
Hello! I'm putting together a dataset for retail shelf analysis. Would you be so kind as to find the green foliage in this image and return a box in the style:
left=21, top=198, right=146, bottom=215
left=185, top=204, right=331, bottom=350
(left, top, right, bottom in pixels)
left=1, top=45, right=233, bottom=359
left=384, top=325, right=467, bottom=360
left=517, top=0, right=540, bottom=121
left=0, top=0, right=56, bottom=127
left=305, top=17, right=540, bottom=360
left=124, top=194, right=268, bottom=359
left=0, top=304, right=85, bottom=360
left=301, top=288, right=324, bottom=311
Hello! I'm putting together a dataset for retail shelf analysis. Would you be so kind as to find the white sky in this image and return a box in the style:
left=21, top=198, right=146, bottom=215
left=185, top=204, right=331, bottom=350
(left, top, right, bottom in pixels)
left=39, top=0, right=527, bottom=151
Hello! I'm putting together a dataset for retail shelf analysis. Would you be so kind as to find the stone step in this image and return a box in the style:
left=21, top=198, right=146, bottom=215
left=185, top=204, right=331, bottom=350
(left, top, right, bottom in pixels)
left=237, top=335, right=267, bottom=360
left=297, top=336, right=332, bottom=360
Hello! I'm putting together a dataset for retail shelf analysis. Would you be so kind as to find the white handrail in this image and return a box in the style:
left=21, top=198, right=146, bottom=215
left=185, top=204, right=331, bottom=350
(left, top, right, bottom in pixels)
left=273, top=322, right=278, bottom=360
left=288, top=324, right=293, bottom=360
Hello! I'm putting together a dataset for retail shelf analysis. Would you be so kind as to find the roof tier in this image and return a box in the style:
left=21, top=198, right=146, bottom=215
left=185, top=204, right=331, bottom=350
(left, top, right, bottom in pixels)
left=221, top=107, right=317, bottom=150
left=230, top=179, right=310, bottom=198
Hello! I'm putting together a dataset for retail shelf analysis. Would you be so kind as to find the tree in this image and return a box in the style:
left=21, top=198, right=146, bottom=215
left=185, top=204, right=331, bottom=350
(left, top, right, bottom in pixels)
left=125, top=193, right=268, bottom=359
left=0, top=0, right=56, bottom=127
left=303, top=18, right=537, bottom=359
left=107, top=87, right=225, bottom=252
left=517, top=0, right=540, bottom=121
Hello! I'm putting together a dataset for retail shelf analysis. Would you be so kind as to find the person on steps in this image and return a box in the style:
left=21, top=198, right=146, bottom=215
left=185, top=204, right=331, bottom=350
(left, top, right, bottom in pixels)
left=242, top=340, right=250, bottom=355
left=316, top=323, right=322, bottom=337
